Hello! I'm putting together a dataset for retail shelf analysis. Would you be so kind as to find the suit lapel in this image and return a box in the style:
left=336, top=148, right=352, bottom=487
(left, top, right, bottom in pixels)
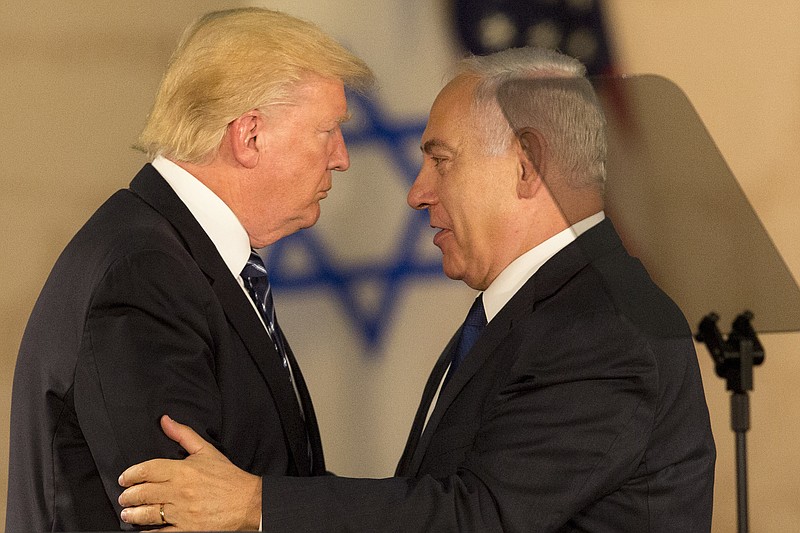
left=406, top=302, right=519, bottom=474
left=282, top=334, right=326, bottom=474
left=210, top=278, right=311, bottom=475
left=405, top=223, right=615, bottom=474
left=395, top=332, right=458, bottom=476
left=128, top=164, right=313, bottom=475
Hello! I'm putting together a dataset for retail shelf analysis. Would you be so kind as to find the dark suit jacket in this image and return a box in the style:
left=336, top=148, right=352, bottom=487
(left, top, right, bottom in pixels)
left=260, top=218, right=715, bottom=532
left=6, top=164, right=325, bottom=532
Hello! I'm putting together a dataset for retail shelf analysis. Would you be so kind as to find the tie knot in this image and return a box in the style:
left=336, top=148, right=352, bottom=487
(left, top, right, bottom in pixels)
left=242, top=250, right=268, bottom=279
left=464, top=295, right=486, bottom=328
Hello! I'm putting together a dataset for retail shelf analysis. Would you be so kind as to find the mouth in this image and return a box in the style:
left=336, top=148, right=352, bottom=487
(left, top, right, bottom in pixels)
left=432, top=226, right=452, bottom=248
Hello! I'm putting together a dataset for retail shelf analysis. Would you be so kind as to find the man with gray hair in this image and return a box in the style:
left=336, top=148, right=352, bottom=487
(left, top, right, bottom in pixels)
left=5, top=8, right=373, bottom=532
left=119, top=46, right=715, bottom=531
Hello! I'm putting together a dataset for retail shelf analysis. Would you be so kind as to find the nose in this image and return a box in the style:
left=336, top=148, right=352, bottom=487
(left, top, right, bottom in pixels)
left=329, top=129, right=350, bottom=172
left=407, top=167, right=434, bottom=210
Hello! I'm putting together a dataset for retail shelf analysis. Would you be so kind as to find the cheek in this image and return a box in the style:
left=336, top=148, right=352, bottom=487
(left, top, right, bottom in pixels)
left=276, top=154, right=319, bottom=192
left=297, top=146, right=331, bottom=184
left=452, top=207, right=497, bottom=266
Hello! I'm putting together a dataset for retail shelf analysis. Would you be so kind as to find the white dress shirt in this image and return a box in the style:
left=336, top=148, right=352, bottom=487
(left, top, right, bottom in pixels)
left=151, top=156, right=252, bottom=280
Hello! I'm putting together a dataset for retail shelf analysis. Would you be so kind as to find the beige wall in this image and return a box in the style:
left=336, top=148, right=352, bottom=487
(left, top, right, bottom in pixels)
left=2, top=1, right=799, bottom=530
left=605, top=2, right=800, bottom=528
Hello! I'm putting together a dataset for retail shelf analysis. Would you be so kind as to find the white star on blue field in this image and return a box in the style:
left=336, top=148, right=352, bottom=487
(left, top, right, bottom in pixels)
left=264, top=91, right=444, bottom=351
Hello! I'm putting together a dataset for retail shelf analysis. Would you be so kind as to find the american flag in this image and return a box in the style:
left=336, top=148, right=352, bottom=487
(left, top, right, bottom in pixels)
left=453, top=0, right=617, bottom=76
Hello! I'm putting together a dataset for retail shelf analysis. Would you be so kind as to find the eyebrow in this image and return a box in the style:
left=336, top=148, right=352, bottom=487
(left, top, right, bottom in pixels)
left=421, top=139, right=454, bottom=155
left=319, top=113, right=352, bottom=132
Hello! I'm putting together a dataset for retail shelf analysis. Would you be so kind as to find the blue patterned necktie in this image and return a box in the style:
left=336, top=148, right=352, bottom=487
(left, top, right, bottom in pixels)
left=445, top=294, right=487, bottom=385
left=241, top=250, right=292, bottom=383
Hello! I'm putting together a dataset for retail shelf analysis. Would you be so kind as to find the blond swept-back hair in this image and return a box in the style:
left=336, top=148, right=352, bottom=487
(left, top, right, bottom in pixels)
left=136, top=8, right=374, bottom=163
left=457, top=47, right=607, bottom=191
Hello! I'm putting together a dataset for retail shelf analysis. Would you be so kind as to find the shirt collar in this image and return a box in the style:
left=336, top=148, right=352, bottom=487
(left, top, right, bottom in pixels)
left=151, top=156, right=252, bottom=278
left=482, top=211, right=605, bottom=322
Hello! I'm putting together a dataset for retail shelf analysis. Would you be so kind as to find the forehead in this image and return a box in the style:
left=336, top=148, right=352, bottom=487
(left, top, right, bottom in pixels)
left=280, top=75, right=348, bottom=121
left=429, top=76, right=477, bottom=125
left=421, top=76, right=479, bottom=149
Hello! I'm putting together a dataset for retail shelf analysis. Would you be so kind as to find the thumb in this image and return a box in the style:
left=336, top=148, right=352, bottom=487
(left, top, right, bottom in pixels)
left=161, top=414, right=208, bottom=455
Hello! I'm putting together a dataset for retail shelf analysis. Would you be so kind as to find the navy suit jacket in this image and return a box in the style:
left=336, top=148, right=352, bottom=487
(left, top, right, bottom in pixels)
left=260, top=218, right=715, bottom=532
left=6, top=164, right=325, bottom=532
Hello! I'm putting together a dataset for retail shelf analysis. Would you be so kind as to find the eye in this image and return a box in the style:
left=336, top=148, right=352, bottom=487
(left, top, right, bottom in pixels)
left=429, top=155, right=447, bottom=168
left=320, top=124, right=340, bottom=136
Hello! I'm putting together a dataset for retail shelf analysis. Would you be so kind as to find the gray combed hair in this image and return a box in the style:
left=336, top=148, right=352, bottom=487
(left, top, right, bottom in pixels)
left=457, top=47, right=607, bottom=190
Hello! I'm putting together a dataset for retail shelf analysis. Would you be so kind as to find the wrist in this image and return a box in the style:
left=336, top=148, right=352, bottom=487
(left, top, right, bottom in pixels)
left=245, top=474, right=262, bottom=530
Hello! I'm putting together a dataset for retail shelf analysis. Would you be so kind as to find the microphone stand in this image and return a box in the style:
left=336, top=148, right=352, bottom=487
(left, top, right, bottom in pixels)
left=695, top=311, right=765, bottom=533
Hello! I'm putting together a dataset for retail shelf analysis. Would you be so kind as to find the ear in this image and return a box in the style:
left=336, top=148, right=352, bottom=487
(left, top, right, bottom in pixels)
left=228, top=111, right=263, bottom=169
left=515, top=127, right=547, bottom=199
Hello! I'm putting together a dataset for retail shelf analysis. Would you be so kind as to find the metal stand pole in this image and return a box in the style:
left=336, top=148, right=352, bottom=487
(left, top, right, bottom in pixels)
left=731, top=391, right=749, bottom=533
left=696, top=314, right=763, bottom=533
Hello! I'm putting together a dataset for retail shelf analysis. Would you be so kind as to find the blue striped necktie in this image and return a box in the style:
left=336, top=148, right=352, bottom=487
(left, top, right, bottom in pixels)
left=241, top=250, right=292, bottom=383
left=242, top=250, right=314, bottom=467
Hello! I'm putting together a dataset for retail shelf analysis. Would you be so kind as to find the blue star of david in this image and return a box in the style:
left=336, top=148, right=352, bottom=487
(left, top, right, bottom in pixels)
left=264, top=91, right=444, bottom=350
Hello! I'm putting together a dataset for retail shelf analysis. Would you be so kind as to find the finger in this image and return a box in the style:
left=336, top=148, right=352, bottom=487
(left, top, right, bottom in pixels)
left=160, top=414, right=208, bottom=455
left=119, top=458, right=182, bottom=487
left=118, top=458, right=176, bottom=487
left=120, top=503, right=169, bottom=527
left=118, top=482, right=167, bottom=507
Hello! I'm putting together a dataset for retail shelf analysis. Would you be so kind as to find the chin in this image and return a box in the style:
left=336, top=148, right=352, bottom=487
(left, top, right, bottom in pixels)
left=441, top=259, right=465, bottom=283
left=300, top=208, right=321, bottom=229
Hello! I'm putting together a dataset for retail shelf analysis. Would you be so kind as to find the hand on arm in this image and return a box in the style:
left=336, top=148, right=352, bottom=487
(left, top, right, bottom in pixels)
left=118, top=415, right=262, bottom=531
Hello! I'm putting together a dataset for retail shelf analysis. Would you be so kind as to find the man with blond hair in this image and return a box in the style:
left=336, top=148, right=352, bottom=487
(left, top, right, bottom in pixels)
left=118, top=46, right=714, bottom=532
left=5, top=8, right=373, bottom=532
